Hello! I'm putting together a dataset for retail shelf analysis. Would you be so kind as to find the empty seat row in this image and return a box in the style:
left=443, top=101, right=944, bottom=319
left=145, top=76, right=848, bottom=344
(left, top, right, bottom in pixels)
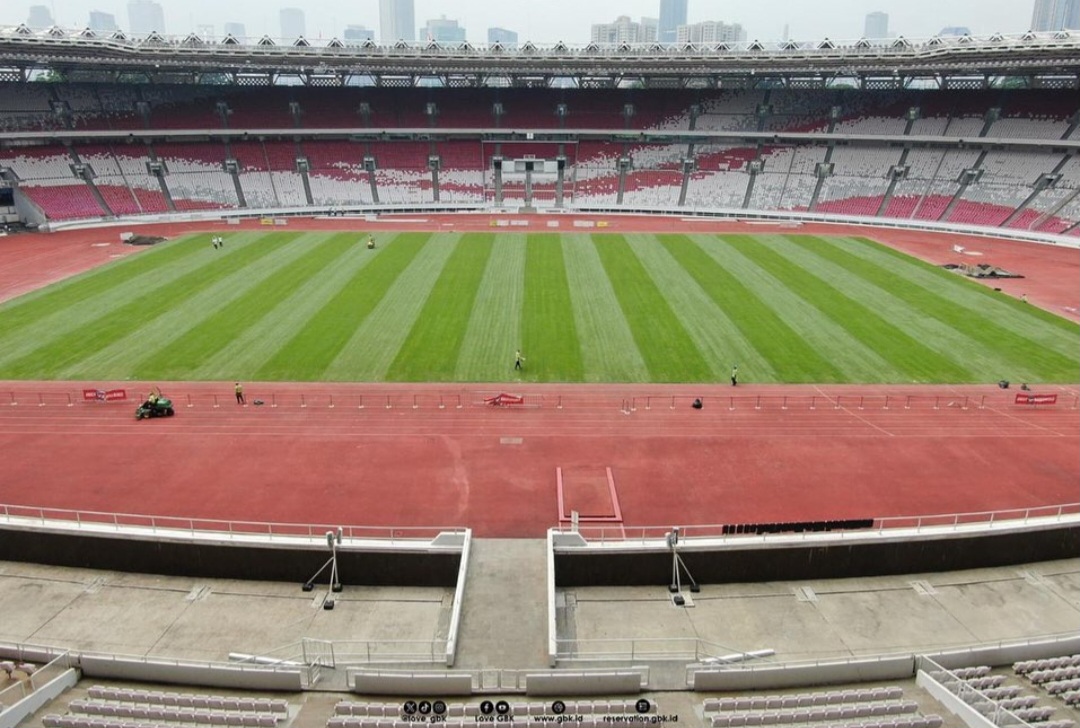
left=68, top=701, right=278, bottom=727
left=330, top=718, right=644, bottom=728
left=952, top=666, right=992, bottom=679
left=45, top=717, right=177, bottom=728
left=964, top=675, right=1006, bottom=690
left=1014, top=656, right=1080, bottom=674
left=1011, top=706, right=1057, bottom=722
left=1060, top=691, right=1080, bottom=707
left=86, top=688, right=288, bottom=713
left=334, top=699, right=647, bottom=720
left=0, top=660, right=37, bottom=675
left=712, top=716, right=942, bottom=728
left=998, top=696, right=1040, bottom=710
left=708, top=701, right=919, bottom=726
left=1046, top=679, right=1080, bottom=695
left=1029, top=667, right=1080, bottom=685
left=982, top=686, right=1022, bottom=700
left=705, top=687, right=905, bottom=712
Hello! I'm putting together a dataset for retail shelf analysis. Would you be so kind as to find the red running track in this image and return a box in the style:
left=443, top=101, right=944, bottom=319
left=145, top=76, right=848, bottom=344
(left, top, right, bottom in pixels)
left=0, top=382, right=1076, bottom=537
left=0, top=216, right=1077, bottom=537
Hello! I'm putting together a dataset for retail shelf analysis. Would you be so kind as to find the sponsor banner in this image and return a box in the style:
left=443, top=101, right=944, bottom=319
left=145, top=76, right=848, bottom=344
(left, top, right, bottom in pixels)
left=82, top=388, right=127, bottom=402
left=1015, top=393, right=1057, bottom=406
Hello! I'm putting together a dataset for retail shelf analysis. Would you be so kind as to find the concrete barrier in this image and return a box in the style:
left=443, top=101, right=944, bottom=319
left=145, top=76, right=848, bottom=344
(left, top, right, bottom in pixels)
left=79, top=655, right=302, bottom=691
left=350, top=669, right=473, bottom=696
left=525, top=669, right=646, bottom=696
left=691, top=654, right=917, bottom=691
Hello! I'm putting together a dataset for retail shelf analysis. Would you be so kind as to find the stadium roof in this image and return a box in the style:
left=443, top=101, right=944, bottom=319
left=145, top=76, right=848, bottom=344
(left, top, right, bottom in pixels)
left=1, top=27, right=1080, bottom=87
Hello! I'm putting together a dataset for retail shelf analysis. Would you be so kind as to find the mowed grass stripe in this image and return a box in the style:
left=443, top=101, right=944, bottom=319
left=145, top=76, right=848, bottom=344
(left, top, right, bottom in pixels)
left=562, top=235, right=650, bottom=382
left=761, top=233, right=1024, bottom=380
left=389, top=233, right=495, bottom=381
left=256, top=232, right=431, bottom=380
left=191, top=234, right=387, bottom=379
left=522, top=234, right=584, bottom=381
left=0, top=233, right=205, bottom=334
left=0, top=234, right=262, bottom=367
left=847, top=236, right=1080, bottom=356
left=625, top=233, right=768, bottom=380
left=132, top=233, right=359, bottom=380
left=593, top=234, right=711, bottom=382
left=660, top=234, right=847, bottom=382
left=65, top=232, right=330, bottom=380
left=788, top=235, right=1080, bottom=381
left=455, top=234, right=526, bottom=381
left=730, top=235, right=972, bottom=382
left=324, top=233, right=461, bottom=380
left=0, top=232, right=298, bottom=379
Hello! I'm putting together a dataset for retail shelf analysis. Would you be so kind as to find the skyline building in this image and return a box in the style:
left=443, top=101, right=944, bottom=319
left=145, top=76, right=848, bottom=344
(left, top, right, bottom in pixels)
left=279, top=8, right=306, bottom=39
left=88, top=10, right=118, bottom=32
left=676, top=20, right=746, bottom=44
left=1030, top=0, right=1080, bottom=30
left=487, top=27, right=518, bottom=45
left=27, top=5, right=53, bottom=28
left=380, top=0, right=415, bottom=42
left=223, top=21, right=246, bottom=39
left=127, top=0, right=165, bottom=36
left=591, top=15, right=658, bottom=44
left=422, top=16, right=466, bottom=42
left=344, top=25, right=375, bottom=41
left=864, top=11, right=889, bottom=39
left=658, top=0, right=688, bottom=43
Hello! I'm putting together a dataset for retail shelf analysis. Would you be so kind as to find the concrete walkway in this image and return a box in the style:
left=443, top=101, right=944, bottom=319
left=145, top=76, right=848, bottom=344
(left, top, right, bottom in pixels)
left=452, top=539, right=550, bottom=670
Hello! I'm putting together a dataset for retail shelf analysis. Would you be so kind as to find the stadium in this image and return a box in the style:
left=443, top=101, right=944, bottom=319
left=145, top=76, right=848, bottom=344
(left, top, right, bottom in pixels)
left=0, top=17, right=1079, bottom=728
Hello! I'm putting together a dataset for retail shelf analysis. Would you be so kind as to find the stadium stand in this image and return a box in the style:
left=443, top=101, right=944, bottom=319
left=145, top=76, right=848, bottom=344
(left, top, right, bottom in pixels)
left=0, top=84, right=1078, bottom=232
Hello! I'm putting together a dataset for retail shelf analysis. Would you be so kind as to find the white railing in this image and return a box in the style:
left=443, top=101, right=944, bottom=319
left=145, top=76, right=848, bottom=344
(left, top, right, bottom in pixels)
left=230, top=637, right=452, bottom=668
left=0, top=502, right=465, bottom=544
left=553, top=503, right=1080, bottom=544
left=0, top=649, right=72, bottom=712
left=555, top=637, right=764, bottom=663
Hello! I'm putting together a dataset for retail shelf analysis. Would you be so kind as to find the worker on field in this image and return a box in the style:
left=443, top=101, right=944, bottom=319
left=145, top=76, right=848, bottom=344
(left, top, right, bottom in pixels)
left=367, top=235, right=376, bottom=249
left=235, top=382, right=246, bottom=405
left=731, top=365, right=739, bottom=387
left=515, top=350, right=525, bottom=371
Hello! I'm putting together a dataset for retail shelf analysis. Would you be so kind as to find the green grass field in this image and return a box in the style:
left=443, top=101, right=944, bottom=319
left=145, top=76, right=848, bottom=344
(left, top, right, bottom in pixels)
left=1, top=231, right=1077, bottom=384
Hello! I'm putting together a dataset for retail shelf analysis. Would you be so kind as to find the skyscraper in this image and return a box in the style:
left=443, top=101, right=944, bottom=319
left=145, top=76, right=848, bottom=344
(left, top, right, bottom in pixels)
left=487, top=27, right=518, bottom=45
left=344, top=25, right=375, bottom=41
left=88, top=10, right=119, bottom=32
left=658, top=0, right=688, bottom=43
left=280, top=8, right=306, bottom=40
left=224, top=22, right=247, bottom=39
left=1031, top=0, right=1080, bottom=30
left=864, top=11, right=889, bottom=39
left=591, top=16, right=658, bottom=44
left=676, top=20, right=746, bottom=44
left=380, top=0, right=416, bottom=42
left=421, top=16, right=466, bottom=42
left=127, top=0, right=165, bottom=36
left=27, top=5, right=54, bottom=29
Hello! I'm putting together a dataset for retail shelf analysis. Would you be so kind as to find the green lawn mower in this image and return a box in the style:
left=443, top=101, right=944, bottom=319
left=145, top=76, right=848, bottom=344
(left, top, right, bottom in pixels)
left=135, top=396, right=175, bottom=419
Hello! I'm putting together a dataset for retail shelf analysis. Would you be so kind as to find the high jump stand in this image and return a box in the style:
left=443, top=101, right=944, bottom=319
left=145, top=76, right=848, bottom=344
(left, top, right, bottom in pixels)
left=303, top=528, right=343, bottom=610
left=667, top=527, right=700, bottom=606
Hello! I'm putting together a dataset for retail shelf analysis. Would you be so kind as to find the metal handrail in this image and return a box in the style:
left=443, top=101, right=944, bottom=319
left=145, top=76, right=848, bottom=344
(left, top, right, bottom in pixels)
left=0, top=503, right=465, bottom=543
left=554, top=503, right=1080, bottom=544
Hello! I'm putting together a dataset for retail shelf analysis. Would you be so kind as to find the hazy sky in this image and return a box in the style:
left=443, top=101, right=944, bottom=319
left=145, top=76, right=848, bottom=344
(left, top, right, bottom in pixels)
left=0, top=0, right=1035, bottom=43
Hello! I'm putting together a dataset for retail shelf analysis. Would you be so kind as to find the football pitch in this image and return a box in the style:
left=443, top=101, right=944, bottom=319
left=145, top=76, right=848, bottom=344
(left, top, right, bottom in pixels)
left=0, top=230, right=1077, bottom=384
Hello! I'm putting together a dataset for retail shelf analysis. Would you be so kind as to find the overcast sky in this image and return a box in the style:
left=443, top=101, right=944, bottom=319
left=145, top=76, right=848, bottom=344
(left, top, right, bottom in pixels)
left=0, top=0, right=1035, bottom=43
